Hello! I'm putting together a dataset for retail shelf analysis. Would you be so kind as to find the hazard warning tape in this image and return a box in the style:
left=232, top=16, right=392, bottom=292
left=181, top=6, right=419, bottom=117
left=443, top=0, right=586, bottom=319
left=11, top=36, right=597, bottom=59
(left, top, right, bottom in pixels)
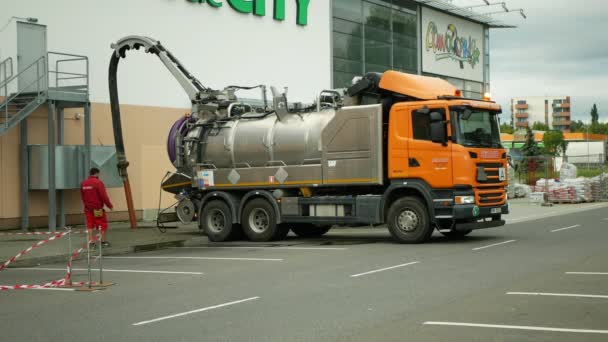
left=0, top=278, right=66, bottom=291
left=63, top=232, right=101, bottom=286
left=0, top=232, right=70, bottom=271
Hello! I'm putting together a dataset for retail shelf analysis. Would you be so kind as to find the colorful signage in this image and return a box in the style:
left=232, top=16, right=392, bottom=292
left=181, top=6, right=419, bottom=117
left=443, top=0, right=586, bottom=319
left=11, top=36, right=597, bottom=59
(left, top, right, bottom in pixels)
left=187, top=0, right=310, bottom=26
left=421, top=7, right=484, bottom=82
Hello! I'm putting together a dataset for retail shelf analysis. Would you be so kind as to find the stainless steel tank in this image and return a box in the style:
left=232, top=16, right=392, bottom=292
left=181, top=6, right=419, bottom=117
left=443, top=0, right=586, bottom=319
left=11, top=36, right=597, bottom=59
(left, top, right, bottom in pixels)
left=201, top=110, right=336, bottom=168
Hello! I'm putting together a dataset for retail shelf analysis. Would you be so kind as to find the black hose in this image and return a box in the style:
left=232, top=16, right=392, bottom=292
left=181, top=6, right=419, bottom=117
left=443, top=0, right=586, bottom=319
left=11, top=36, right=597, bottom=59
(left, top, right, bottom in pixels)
left=108, top=51, right=129, bottom=179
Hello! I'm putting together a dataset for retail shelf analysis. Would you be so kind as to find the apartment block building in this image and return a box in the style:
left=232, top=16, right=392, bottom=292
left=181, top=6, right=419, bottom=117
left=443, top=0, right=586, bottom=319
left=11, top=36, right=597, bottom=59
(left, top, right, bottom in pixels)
left=511, top=96, right=572, bottom=132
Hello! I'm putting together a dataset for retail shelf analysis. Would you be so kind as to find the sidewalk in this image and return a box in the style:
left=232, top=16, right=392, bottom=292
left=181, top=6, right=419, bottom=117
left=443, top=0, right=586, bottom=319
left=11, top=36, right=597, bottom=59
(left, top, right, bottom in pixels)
left=1, top=200, right=607, bottom=268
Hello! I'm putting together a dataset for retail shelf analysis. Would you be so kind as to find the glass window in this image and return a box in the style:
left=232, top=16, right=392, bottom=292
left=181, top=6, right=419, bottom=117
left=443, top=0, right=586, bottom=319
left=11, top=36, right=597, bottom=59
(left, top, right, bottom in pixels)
left=517, top=100, right=526, bottom=105
left=412, top=111, right=431, bottom=141
left=332, top=0, right=418, bottom=88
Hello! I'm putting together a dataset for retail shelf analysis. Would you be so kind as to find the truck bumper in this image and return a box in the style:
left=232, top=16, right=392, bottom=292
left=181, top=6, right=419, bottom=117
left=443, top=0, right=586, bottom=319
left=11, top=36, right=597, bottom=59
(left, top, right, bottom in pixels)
left=452, top=202, right=509, bottom=232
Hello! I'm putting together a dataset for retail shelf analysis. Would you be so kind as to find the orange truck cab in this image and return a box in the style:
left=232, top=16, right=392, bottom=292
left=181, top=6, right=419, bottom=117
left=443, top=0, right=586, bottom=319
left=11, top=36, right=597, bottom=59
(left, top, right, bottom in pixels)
left=343, top=71, right=509, bottom=241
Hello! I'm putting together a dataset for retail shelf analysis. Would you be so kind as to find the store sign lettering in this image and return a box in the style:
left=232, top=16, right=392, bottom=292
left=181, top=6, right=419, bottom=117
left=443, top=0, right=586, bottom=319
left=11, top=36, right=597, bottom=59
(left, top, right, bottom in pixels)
left=187, top=0, right=310, bottom=26
left=425, top=22, right=480, bottom=69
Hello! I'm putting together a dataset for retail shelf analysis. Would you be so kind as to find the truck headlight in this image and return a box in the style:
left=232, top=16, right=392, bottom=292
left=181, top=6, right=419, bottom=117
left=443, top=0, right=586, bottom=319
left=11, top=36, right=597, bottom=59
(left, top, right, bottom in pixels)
left=455, top=196, right=475, bottom=205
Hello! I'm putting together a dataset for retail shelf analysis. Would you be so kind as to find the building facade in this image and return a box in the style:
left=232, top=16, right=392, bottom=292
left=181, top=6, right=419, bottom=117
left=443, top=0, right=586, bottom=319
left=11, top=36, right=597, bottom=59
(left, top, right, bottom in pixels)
left=511, top=96, right=572, bottom=132
left=1, top=0, right=505, bottom=229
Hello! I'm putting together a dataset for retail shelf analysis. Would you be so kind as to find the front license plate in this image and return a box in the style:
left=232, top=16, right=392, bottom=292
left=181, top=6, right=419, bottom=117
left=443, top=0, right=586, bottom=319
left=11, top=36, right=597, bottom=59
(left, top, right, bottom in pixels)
left=491, top=208, right=502, bottom=214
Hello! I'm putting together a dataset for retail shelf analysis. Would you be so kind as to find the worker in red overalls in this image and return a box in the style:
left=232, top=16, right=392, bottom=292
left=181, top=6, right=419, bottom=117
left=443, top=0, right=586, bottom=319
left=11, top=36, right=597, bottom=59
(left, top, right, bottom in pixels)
left=80, top=168, right=113, bottom=247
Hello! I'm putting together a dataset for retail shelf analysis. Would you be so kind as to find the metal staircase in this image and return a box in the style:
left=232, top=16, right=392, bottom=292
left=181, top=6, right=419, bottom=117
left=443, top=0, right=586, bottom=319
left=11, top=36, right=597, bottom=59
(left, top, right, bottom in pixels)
left=0, top=52, right=89, bottom=136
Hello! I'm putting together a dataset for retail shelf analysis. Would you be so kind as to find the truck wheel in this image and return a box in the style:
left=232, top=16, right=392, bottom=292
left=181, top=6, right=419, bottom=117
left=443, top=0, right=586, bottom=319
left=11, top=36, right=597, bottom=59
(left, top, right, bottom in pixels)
left=201, top=200, right=235, bottom=242
left=440, top=229, right=472, bottom=239
left=290, top=224, right=331, bottom=238
left=387, top=197, right=432, bottom=244
left=242, top=198, right=286, bottom=242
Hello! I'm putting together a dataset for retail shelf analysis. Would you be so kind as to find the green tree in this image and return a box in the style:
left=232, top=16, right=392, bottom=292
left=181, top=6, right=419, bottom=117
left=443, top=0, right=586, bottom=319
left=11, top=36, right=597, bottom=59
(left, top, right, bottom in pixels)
left=570, top=120, right=585, bottom=132
left=531, top=121, right=549, bottom=131
left=521, top=126, right=540, bottom=157
left=591, top=104, right=599, bottom=125
left=500, top=122, right=514, bottom=134
left=542, top=130, right=568, bottom=156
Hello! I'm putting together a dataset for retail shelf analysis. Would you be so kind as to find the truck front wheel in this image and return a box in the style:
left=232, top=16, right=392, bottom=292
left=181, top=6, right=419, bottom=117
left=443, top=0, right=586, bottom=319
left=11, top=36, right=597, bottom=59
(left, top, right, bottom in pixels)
left=201, top=200, right=235, bottom=242
left=387, top=197, right=432, bottom=244
left=242, top=198, right=288, bottom=242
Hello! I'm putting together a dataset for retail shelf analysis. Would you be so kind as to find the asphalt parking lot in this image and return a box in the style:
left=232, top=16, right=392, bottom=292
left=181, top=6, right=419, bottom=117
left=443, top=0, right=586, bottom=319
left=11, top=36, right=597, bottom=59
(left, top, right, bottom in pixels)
left=1, top=206, right=607, bottom=342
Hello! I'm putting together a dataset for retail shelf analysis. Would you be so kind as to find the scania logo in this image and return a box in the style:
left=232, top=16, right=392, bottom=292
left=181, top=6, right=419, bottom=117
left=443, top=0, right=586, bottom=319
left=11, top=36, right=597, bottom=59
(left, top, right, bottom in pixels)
left=187, top=0, right=311, bottom=26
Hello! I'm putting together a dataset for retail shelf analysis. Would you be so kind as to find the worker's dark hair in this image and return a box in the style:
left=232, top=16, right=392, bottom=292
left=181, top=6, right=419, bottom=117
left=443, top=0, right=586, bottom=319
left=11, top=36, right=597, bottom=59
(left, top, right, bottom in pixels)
left=89, top=167, right=100, bottom=176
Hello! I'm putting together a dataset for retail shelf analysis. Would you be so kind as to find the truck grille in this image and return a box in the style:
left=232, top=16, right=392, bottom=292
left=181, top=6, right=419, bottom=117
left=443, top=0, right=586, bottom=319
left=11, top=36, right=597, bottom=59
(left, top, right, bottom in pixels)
left=477, top=163, right=504, bottom=185
left=476, top=188, right=506, bottom=207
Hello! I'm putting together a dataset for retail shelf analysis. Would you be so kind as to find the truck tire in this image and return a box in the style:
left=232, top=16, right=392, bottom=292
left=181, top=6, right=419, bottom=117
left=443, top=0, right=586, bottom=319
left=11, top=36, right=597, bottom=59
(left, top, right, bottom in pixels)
left=387, top=197, right=432, bottom=244
left=201, top=200, right=235, bottom=242
left=290, top=224, right=331, bottom=238
left=440, top=229, right=472, bottom=239
left=241, top=198, right=287, bottom=242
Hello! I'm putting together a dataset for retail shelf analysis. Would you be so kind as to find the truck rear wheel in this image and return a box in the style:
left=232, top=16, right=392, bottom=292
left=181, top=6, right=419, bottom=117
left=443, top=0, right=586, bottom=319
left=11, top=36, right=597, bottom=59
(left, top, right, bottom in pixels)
left=290, top=224, right=331, bottom=238
left=242, top=198, right=287, bottom=242
left=201, top=200, right=235, bottom=242
left=387, top=197, right=432, bottom=244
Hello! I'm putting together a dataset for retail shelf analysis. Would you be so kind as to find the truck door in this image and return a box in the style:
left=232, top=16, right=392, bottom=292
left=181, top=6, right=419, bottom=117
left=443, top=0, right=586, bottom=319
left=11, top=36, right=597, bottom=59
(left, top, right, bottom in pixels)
left=407, top=106, right=453, bottom=188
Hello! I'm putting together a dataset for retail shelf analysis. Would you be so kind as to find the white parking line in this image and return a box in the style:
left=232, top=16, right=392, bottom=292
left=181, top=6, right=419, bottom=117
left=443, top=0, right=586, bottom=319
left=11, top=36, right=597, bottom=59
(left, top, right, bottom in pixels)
left=472, top=240, right=516, bottom=251
left=423, top=321, right=608, bottom=334
left=507, top=292, right=608, bottom=299
left=105, top=256, right=282, bottom=262
left=551, top=224, right=581, bottom=233
left=171, top=246, right=347, bottom=251
left=10, top=268, right=203, bottom=275
left=133, top=296, right=260, bottom=326
left=350, top=261, right=419, bottom=278
left=566, top=272, right=608, bottom=276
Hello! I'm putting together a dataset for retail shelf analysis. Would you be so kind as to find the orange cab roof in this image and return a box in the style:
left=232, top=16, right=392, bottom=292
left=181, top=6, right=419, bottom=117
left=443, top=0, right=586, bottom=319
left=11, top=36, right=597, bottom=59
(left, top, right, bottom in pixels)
left=379, top=70, right=459, bottom=100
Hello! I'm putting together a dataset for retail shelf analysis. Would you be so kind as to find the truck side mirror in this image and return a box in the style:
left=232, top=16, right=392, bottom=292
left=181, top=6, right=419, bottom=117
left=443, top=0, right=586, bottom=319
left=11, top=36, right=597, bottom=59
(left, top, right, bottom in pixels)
left=429, top=112, right=447, bottom=145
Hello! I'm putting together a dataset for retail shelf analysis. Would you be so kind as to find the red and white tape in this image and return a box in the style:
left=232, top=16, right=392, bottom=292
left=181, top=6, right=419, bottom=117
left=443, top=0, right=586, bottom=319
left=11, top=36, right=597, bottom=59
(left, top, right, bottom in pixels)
left=0, top=232, right=69, bottom=271
left=63, top=232, right=101, bottom=286
left=0, top=278, right=66, bottom=291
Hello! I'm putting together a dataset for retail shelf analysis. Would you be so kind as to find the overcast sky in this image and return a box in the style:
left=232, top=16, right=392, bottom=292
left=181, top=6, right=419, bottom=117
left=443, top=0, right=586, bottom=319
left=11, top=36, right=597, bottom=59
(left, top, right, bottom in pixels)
left=454, top=0, right=608, bottom=123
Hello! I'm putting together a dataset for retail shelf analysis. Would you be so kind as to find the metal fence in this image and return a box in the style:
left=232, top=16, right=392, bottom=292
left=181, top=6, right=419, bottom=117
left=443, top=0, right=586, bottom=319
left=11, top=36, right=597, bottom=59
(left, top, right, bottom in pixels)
left=509, top=155, right=607, bottom=203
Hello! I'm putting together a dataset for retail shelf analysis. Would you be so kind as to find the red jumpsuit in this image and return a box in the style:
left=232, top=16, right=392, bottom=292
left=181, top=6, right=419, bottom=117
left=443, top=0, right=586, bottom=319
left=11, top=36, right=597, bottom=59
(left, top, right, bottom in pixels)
left=80, top=175, right=113, bottom=231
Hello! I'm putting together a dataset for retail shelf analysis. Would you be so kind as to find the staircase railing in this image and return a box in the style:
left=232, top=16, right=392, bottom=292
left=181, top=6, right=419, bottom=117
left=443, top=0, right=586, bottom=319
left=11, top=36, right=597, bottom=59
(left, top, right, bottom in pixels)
left=1, top=55, right=48, bottom=127
left=1, top=56, right=14, bottom=98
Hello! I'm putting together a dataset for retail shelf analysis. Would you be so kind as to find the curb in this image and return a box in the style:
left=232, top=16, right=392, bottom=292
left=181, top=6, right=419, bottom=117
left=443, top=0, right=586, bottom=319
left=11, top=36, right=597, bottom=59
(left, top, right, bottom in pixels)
left=4, top=238, right=191, bottom=268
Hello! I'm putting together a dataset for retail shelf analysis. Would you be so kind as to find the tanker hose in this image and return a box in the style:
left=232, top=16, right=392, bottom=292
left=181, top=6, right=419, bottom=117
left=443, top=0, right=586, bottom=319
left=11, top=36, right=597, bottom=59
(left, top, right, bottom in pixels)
left=108, top=50, right=137, bottom=229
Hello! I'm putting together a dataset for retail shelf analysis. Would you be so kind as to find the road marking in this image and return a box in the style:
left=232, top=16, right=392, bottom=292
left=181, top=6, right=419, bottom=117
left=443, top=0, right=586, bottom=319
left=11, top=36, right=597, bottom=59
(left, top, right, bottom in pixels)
left=566, top=272, right=608, bottom=276
left=106, top=256, right=282, bottom=262
left=472, top=240, right=516, bottom=251
left=10, top=268, right=203, bottom=275
left=350, top=261, right=419, bottom=278
left=507, top=292, right=608, bottom=299
left=171, top=246, right=347, bottom=251
left=423, top=322, right=608, bottom=334
left=132, top=296, right=260, bottom=326
left=551, top=224, right=581, bottom=233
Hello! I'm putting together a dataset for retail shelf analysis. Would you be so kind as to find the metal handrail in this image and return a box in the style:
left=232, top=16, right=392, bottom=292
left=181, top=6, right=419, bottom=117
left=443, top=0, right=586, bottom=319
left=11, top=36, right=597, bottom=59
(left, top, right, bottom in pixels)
left=0, top=57, right=13, bottom=91
left=2, top=55, right=47, bottom=126
left=49, top=51, right=89, bottom=96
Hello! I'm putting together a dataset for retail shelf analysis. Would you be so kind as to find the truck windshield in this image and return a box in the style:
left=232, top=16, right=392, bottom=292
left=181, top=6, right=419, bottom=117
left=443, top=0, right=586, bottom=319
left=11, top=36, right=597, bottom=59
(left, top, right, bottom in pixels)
left=452, top=108, right=502, bottom=148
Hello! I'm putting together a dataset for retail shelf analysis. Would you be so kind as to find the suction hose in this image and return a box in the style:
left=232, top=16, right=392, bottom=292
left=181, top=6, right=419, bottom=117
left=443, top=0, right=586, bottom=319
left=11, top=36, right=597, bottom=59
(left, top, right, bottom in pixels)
left=109, top=51, right=137, bottom=229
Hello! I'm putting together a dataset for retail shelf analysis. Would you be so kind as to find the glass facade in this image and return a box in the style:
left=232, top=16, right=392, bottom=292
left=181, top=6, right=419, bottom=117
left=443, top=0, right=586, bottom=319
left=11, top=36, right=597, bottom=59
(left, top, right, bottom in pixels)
left=332, top=0, right=418, bottom=88
left=332, top=1, right=489, bottom=100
